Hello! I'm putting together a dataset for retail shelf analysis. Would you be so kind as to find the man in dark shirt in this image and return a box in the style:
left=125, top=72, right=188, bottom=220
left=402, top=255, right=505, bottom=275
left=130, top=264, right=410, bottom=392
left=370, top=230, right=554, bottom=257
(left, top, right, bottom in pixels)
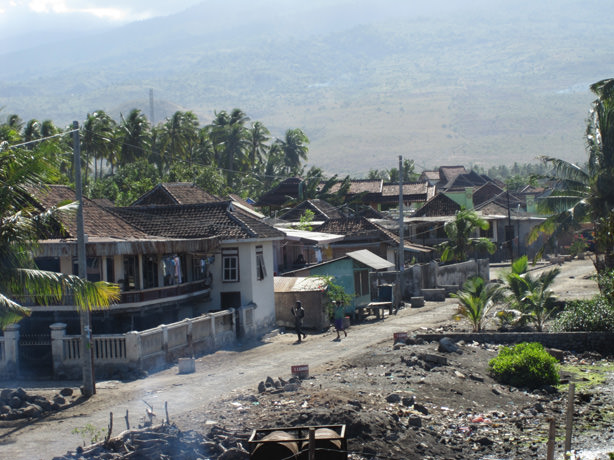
left=291, top=301, right=307, bottom=342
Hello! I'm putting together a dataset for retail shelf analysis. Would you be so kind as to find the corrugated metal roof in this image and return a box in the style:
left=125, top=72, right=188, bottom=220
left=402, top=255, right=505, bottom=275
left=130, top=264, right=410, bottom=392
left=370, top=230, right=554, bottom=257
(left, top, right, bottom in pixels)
left=274, top=276, right=327, bottom=293
left=346, top=249, right=394, bottom=270
left=279, top=228, right=345, bottom=244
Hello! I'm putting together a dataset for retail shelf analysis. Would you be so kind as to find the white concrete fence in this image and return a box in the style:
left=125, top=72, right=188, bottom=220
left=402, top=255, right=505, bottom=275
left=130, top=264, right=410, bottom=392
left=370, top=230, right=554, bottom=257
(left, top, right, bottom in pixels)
left=0, top=304, right=258, bottom=379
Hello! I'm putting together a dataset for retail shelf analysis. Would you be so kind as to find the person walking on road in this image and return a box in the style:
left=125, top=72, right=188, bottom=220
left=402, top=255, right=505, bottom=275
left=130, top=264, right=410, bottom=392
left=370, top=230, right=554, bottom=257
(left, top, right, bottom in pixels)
left=333, top=300, right=347, bottom=340
left=291, top=300, right=307, bottom=342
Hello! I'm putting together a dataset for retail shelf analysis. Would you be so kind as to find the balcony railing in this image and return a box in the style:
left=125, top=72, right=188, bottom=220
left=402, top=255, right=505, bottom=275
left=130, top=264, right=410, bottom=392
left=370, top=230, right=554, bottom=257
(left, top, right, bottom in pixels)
left=14, top=278, right=211, bottom=310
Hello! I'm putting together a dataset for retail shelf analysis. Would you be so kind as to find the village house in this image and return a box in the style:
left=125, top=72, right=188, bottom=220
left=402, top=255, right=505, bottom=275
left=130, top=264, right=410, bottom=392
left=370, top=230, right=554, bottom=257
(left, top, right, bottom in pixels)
left=408, top=177, right=545, bottom=262
left=279, top=249, right=396, bottom=321
left=4, top=184, right=282, bottom=378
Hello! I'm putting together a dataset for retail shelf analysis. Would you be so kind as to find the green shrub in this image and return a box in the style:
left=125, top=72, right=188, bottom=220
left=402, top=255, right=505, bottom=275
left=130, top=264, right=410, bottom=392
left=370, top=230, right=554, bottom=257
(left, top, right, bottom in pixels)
left=552, top=297, right=614, bottom=332
left=597, top=269, right=614, bottom=298
left=488, top=342, right=559, bottom=388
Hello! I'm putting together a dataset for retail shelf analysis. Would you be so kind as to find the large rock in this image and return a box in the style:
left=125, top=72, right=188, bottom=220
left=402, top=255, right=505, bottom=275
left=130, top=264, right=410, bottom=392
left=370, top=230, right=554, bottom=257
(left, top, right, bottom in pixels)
left=438, top=337, right=462, bottom=354
left=9, top=396, right=22, bottom=409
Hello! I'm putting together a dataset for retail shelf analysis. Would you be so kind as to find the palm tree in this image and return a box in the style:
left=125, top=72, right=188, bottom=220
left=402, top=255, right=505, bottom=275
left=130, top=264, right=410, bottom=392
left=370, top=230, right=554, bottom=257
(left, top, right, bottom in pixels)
left=160, top=111, right=200, bottom=170
left=209, top=109, right=250, bottom=187
left=452, top=276, right=503, bottom=332
left=247, top=121, right=270, bottom=170
left=118, top=109, right=151, bottom=167
left=23, top=119, right=41, bottom=147
left=0, top=147, right=119, bottom=326
left=82, top=111, right=116, bottom=184
left=437, top=209, right=496, bottom=263
left=274, top=128, right=309, bottom=175
left=530, top=78, right=614, bottom=274
left=500, top=256, right=560, bottom=331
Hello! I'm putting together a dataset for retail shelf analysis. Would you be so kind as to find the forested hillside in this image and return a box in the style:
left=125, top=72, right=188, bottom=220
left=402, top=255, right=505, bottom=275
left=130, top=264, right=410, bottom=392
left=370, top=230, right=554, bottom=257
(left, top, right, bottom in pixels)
left=1, top=0, right=613, bottom=174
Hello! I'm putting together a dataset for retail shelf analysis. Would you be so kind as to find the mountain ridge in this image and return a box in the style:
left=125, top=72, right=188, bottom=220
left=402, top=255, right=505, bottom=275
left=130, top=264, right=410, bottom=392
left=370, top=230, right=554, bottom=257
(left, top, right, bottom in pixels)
left=1, top=0, right=613, bottom=175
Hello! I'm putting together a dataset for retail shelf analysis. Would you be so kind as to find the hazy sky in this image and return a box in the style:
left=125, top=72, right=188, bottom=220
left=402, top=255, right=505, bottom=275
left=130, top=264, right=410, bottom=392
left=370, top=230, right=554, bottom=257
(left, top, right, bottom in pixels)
left=0, top=0, right=203, bottom=46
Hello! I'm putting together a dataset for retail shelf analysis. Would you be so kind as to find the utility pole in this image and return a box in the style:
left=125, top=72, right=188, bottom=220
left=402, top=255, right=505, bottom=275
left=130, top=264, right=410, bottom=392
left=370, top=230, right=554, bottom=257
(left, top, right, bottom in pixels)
left=398, top=155, right=405, bottom=308
left=73, top=121, right=95, bottom=396
left=149, top=89, right=155, bottom=125
left=506, top=190, right=514, bottom=263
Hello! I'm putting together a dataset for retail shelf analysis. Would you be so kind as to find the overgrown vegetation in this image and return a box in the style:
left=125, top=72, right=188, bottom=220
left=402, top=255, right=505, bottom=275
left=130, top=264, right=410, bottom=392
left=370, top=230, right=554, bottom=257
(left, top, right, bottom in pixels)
left=72, top=423, right=107, bottom=446
left=488, top=342, right=560, bottom=389
left=551, top=269, right=614, bottom=331
left=314, top=275, right=354, bottom=319
left=498, top=256, right=560, bottom=331
left=452, top=276, right=503, bottom=332
left=552, top=297, right=614, bottom=332
left=437, top=209, right=496, bottom=263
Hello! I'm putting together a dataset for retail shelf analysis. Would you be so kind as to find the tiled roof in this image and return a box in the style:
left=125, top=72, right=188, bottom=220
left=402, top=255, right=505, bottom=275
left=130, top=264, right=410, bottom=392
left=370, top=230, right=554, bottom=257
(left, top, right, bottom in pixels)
left=316, top=216, right=394, bottom=244
left=112, top=202, right=283, bottom=240
left=255, top=177, right=302, bottom=207
left=381, top=182, right=430, bottom=200
left=413, top=193, right=461, bottom=217
left=439, top=166, right=467, bottom=184
left=328, top=179, right=383, bottom=195
left=443, top=170, right=488, bottom=190
left=131, top=182, right=220, bottom=206
left=29, top=185, right=151, bottom=239
left=278, top=199, right=344, bottom=222
left=356, top=206, right=384, bottom=219
left=420, top=170, right=441, bottom=181
left=475, top=201, right=509, bottom=215
left=473, top=182, right=506, bottom=207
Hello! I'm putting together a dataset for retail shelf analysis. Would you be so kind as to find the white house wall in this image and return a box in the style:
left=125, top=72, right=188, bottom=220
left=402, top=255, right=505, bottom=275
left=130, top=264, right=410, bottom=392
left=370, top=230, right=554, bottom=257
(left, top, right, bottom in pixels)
left=207, top=241, right=276, bottom=331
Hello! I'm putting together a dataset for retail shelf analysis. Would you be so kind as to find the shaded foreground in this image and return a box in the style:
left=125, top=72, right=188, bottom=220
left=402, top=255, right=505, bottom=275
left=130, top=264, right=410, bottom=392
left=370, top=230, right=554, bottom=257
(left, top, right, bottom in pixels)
left=51, top=336, right=614, bottom=460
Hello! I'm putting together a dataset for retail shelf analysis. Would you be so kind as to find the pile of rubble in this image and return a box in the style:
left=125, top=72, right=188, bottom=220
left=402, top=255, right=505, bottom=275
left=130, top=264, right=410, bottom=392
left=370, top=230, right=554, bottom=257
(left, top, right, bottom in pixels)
left=0, top=387, right=79, bottom=421
left=52, top=423, right=251, bottom=460
left=16, top=336, right=614, bottom=459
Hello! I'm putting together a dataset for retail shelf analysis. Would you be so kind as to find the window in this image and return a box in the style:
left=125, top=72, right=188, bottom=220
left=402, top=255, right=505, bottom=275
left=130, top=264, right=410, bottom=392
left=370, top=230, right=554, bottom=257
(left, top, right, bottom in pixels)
left=222, top=248, right=239, bottom=282
left=143, top=255, right=158, bottom=289
left=354, top=270, right=369, bottom=296
left=256, top=246, right=267, bottom=280
left=480, top=223, right=494, bottom=239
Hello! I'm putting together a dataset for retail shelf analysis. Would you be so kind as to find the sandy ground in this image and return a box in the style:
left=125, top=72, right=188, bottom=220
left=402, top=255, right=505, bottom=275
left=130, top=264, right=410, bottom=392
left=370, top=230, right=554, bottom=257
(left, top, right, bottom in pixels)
left=0, top=258, right=603, bottom=460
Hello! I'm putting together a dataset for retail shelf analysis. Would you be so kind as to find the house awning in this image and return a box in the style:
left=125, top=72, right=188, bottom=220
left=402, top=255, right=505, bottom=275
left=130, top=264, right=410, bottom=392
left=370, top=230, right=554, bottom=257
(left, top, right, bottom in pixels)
left=404, top=242, right=434, bottom=253
left=346, top=249, right=395, bottom=270
left=274, top=276, right=327, bottom=293
left=278, top=228, right=345, bottom=245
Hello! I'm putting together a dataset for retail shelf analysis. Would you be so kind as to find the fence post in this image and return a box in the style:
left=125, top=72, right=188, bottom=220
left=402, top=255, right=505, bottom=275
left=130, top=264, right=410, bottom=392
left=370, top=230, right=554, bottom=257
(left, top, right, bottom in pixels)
left=162, top=325, right=169, bottom=361
left=3, top=324, right=20, bottom=378
left=125, top=331, right=142, bottom=369
left=50, top=323, right=67, bottom=378
left=210, top=314, right=216, bottom=347
left=565, top=383, right=575, bottom=454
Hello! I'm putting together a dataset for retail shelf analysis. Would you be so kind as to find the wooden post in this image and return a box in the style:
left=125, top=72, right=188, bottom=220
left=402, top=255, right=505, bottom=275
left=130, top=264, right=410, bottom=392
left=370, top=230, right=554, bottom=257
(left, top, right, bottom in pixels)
left=308, top=427, right=315, bottom=460
left=565, top=383, right=575, bottom=454
left=546, top=417, right=555, bottom=460
left=125, top=410, right=130, bottom=430
left=105, top=412, right=113, bottom=446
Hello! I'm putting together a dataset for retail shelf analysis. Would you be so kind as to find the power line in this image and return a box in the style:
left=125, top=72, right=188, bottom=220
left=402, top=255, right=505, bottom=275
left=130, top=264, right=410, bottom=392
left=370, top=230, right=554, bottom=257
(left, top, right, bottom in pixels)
left=3, top=128, right=78, bottom=150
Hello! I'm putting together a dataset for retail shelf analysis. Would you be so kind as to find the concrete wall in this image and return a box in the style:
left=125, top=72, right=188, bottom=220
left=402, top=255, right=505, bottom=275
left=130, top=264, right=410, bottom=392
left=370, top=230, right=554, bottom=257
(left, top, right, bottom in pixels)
left=42, top=309, right=239, bottom=380
left=416, top=332, right=614, bottom=354
left=435, top=258, right=489, bottom=287
left=391, top=258, right=490, bottom=299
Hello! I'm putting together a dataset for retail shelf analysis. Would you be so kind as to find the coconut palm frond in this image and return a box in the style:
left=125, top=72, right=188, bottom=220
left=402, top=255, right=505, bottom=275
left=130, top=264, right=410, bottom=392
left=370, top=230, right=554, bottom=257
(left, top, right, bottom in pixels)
left=10, top=269, right=120, bottom=310
left=538, top=156, right=589, bottom=184
left=0, top=293, right=31, bottom=327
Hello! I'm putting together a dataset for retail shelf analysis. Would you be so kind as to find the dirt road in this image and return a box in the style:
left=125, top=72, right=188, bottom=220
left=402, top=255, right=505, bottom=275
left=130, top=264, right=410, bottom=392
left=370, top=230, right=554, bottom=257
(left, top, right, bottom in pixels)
left=0, top=258, right=599, bottom=460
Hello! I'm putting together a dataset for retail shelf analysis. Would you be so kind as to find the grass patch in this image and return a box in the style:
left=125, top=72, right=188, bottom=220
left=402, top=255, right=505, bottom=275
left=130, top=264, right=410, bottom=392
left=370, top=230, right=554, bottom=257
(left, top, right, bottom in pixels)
left=557, top=363, right=614, bottom=392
